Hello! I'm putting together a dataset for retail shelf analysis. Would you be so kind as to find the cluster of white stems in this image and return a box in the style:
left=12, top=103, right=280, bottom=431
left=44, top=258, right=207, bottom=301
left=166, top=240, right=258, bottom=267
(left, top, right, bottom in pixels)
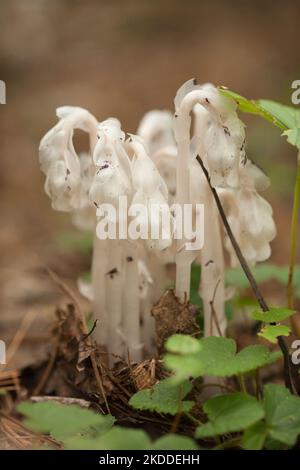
left=39, top=80, right=276, bottom=365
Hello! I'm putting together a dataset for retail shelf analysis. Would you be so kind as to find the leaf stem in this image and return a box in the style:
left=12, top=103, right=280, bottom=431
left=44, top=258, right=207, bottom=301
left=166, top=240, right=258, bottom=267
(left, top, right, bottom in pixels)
left=288, top=152, right=300, bottom=336
left=196, top=156, right=295, bottom=394
left=238, top=375, right=247, bottom=393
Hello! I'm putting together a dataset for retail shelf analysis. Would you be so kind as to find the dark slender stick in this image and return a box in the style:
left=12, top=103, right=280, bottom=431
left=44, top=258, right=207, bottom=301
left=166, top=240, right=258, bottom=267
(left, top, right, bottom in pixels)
left=196, top=155, right=295, bottom=393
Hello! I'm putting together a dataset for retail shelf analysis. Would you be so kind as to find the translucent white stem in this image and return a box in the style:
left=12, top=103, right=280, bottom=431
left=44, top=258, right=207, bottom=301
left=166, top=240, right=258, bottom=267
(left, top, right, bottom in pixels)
left=91, top=234, right=108, bottom=347
left=106, top=238, right=124, bottom=364
left=199, top=185, right=226, bottom=337
left=141, top=295, right=156, bottom=356
left=175, top=139, right=192, bottom=300
left=122, top=242, right=142, bottom=363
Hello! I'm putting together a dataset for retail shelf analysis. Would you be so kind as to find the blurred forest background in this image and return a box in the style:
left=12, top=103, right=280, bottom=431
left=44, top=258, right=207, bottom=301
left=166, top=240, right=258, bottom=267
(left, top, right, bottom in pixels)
left=0, top=0, right=300, bottom=368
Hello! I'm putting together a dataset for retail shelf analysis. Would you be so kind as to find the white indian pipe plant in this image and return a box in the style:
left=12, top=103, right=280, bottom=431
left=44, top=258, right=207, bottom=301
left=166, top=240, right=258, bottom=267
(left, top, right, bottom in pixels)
left=39, top=79, right=276, bottom=365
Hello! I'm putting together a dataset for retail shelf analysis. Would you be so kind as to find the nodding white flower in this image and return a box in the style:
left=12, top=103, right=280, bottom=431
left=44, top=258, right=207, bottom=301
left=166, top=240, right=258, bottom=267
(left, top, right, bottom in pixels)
left=39, top=106, right=98, bottom=212
left=128, top=134, right=173, bottom=251
left=221, top=161, right=276, bottom=265
left=71, top=153, right=96, bottom=230
left=152, top=145, right=177, bottom=203
left=137, top=110, right=174, bottom=154
left=175, top=79, right=245, bottom=189
left=138, top=260, right=153, bottom=299
left=238, top=157, right=270, bottom=191
left=89, top=119, right=132, bottom=208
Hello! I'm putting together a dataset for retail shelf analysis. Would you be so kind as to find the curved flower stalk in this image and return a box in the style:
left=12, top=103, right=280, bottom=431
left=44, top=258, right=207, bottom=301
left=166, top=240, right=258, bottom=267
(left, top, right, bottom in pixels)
left=39, top=106, right=98, bottom=211
left=90, top=119, right=133, bottom=362
left=176, top=80, right=246, bottom=334
left=173, top=80, right=213, bottom=301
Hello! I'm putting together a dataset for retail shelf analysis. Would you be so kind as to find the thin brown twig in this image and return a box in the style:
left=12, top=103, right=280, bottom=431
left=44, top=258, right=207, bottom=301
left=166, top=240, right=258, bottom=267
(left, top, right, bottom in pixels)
left=33, top=342, right=59, bottom=396
left=6, top=310, right=38, bottom=366
left=0, top=412, right=61, bottom=450
left=209, top=279, right=223, bottom=337
left=197, top=155, right=295, bottom=394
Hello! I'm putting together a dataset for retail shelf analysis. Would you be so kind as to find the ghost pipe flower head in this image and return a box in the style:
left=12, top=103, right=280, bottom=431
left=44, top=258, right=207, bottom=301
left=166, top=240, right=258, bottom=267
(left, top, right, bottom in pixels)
left=221, top=159, right=276, bottom=266
left=176, top=80, right=245, bottom=189
left=137, top=110, right=175, bottom=154
left=72, top=153, right=97, bottom=231
left=89, top=119, right=132, bottom=210
left=127, top=134, right=173, bottom=251
left=152, top=145, right=177, bottom=204
left=39, top=106, right=98, bottom=212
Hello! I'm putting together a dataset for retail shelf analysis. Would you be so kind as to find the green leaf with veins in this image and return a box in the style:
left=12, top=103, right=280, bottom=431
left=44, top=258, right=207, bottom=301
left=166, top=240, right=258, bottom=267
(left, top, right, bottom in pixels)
left=129, top=379, right=194, bottom=415
left=220, top=88, right=300, bottom=150
left=165, top=336, right=281, bottom=382
left=258, top=325, right=291, bottom=344
left=195, top=393, right=264, bottom=439
left=251, top=307, right=295, bottom=323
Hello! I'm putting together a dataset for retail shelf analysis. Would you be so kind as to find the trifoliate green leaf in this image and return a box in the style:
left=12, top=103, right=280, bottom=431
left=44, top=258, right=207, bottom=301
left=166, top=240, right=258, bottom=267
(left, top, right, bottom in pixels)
left=258, top=325, right=291, bottom=344
left=195, top=393, right=264, bottom=439
left=251, top=307, right=295, bottom=323
left=17, top=402, right=115, bottom=441
left=129, top=379, right=194, bottom=415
